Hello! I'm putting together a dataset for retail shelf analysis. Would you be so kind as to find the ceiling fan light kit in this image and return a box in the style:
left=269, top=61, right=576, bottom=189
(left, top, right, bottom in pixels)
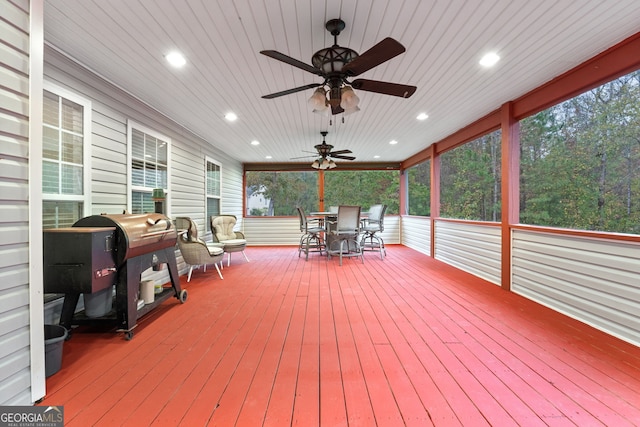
left=340, top=86, right=360, bottom=115
left=311, top=158, right=337, bottom=170
left=308, top=88, right=329, bottom=114
left=261, top=18, right=416, bottom=116
left=291, top=131, right=355, bottom=169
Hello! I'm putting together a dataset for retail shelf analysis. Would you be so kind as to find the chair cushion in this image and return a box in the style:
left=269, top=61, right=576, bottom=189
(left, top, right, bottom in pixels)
left=220, top=238, right=247, bottom=247
left=177, top=237, right=223, bottom=265
left=207, top=246, right=224, bottom=256
left=211, top=216, right=240, bottom=241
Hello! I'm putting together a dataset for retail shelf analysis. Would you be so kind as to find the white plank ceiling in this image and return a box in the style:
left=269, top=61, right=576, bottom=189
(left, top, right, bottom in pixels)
left=43, top=0, right=640, bottom=165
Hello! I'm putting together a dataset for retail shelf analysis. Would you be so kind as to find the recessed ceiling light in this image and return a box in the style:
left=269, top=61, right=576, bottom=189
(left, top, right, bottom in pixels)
left=225, top=112, right=238, bottom=122
left=165, top=51, right=186, bottom=68
left=251, top=140, right=260, bottom=145
left=389, top=140, right=398, bottom=145
left=479, top=52, right=500, bottom=67
left=373, top=155, right=381, bottom=159
left=265, top=155, right=272, bottom=159
left=417, top=113, right=429, bottom=121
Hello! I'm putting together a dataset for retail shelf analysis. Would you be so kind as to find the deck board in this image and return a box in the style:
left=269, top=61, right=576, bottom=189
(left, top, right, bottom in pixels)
left=40, top=246, right=640, bottom=426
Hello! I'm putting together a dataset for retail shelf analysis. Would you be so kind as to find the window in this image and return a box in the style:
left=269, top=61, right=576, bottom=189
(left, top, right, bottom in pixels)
left=245, top=171, right=318, bottom=216
left=407, top=160, right=431, bottom=216
left=244, top=169, right=399, bottom=216
left=206, top=157, right=221, bottom=219
left=324, top=170, right=400, bottom=214
left=42, top=85, right=91, bottom=229
left=128, top=122, right=169, bottom=214
left=520, top=70, right=640, bottom=233
left=440, top=130, right=502, bottom=221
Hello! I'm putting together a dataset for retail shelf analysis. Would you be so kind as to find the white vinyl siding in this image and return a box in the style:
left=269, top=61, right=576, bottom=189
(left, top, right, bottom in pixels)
left=242, top=216, right=401, bottom=246
left=0, top=0, right=45, bottom=404
left=434, top=220, right=502, bottom=285
left=242, top=217, right=301, bottom=246
left=512, top=229, right=640, bottom=347
left=401, top=215, right=431, bottom=256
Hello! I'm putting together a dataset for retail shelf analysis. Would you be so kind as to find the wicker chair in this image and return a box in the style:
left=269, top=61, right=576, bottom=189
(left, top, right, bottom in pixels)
left=175, top=217, right=224, bottom=282
left=210, top=214, right=249, bottom=266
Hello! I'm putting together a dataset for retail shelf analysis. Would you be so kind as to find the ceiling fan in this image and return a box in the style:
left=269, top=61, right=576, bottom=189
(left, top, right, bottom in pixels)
left=261, top=19, right=417, bottom=115
left=292, top=131, right=355, bottom=169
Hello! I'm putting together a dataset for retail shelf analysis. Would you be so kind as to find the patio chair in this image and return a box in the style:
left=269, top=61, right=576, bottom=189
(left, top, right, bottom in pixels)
left=296, top=206, right=325, bottom=260
left=176, top=216, right=225, bottom=251
left=326, top=205, right=364, bottom=266
left=360, top=204, right=387, bottom=259
left=210, top=214, right=250, bottom=266
left=175, top=217, right=224, bottom=282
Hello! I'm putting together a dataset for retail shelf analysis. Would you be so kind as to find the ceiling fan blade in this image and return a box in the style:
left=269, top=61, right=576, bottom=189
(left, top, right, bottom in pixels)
left=342, top=38, right=406, bottom=77
left=262, top=83, right=322, bottom=99
left=290, top=154, right=317, bottom=159
left=330, top=154, right=356, bottom=160
left=329, top=149, right=352, bottom=155
left=331, top=104, right=344, bottom=115
left=351, top=79, right=417, bottom=98
left=260, top=50, right=323, bottom=76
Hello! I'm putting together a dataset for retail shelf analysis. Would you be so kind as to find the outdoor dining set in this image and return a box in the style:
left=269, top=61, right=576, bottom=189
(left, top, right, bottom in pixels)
left=297, top=204, right=387, bottom=265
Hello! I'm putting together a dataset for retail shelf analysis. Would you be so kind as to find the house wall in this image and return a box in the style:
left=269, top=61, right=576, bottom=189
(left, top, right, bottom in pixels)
left=43, top=46, right=243, bottom=278
left=0, top=0, right=43, bottom=405
left=44, top=47, right=244, bottom=214
left=25, top=41, right=242, bottom=401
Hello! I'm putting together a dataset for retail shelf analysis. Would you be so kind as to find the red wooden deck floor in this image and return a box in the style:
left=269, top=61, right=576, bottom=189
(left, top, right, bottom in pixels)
left=40, top=246, right=640, bottom=426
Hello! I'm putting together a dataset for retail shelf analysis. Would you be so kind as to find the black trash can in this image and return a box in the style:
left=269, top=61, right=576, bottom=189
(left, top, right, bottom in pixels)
left=44, top=324, right=67, bottom=377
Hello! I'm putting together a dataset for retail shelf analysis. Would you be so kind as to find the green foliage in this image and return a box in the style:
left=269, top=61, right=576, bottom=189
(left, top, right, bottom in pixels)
left=246, top=170, right=399, bottom=216
left=250, top=208, right=267, bottom=216
left=324, top=170, right=400, bottom=214
left=520, top=70, right=640, bottom=233
left=408, top=161, right=430, bottom=215
left=440, top=131, right=502, bottom=221
left=245, top=171, right=318, bottom=215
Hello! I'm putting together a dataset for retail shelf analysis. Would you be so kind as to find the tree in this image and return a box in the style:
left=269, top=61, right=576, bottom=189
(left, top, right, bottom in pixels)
left=245, top=171, right=318, bottom=215
left=519, top=70, right=640, bottom=233
left=324, top=170, right=400, bottom=214
left=408, top=161, right=430, bottom=216
left=440, top=131, right=502, bottom=221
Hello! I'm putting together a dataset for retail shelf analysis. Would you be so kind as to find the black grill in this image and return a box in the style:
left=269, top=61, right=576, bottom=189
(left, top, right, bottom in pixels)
left=44, top=213, right=186, bottom=340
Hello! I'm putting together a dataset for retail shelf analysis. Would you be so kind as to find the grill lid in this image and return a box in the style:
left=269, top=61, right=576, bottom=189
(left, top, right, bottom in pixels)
left=73, top=213, right=177, bottom=264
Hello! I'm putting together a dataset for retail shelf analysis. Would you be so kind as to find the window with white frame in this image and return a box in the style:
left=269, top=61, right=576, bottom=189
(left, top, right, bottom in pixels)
left=206, top=157, right=221, bottom=220
left=42, top=85, right=91, bottom=229
left=128, top=122, right=170, bottom=214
